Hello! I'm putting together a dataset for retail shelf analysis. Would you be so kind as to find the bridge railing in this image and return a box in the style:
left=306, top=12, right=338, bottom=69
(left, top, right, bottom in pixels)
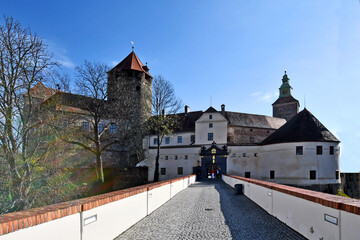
left=222, top=174, right=360, bottom=240
left=0, top=175, right=196, bottom=240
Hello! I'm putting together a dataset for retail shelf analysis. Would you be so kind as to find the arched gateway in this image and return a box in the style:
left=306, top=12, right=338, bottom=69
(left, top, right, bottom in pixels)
left=198, top=141, right=228, bottom=179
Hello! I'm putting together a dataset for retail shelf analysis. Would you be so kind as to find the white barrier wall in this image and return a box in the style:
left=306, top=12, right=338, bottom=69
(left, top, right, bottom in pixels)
left=0, top=213, right=81, bottom=240
left=82, top=192, right=148, bottom=240
left=222, top=175, right=360, bottom=240
left=147, top=184, right=171, bottom=214
left=170, top=179, right=185, bottom=198
left=0, top=175, right=196, bottom=240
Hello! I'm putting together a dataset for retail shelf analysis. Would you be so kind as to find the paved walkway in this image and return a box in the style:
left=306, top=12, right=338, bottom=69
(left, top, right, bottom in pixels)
left=116, top=180, right=306, bottom=240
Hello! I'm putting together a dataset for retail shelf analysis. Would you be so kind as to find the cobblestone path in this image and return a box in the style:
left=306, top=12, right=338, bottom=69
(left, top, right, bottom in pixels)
left=115, top=179, right=306, bottom=240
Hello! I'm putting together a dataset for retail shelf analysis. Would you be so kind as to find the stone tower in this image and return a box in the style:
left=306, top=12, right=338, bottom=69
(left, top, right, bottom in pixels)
left=107, top=50, right=152, bottom=124
left=272, top=71, right=299, bottom=121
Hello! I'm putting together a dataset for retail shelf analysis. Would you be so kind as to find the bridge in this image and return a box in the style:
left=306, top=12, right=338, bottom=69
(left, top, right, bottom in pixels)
left=0, top=175, right=359, bottom=240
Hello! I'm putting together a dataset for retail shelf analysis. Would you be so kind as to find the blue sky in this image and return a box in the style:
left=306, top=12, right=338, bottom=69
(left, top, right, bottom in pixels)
left=3, top=0, right=360, bottom=172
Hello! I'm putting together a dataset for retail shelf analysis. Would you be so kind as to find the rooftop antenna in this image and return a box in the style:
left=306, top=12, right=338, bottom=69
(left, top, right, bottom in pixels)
left=131, top=41, right=134, bottom=51
left=210, top=96, right=212, bottom=107
left=304, top=94, right=306, bottom=109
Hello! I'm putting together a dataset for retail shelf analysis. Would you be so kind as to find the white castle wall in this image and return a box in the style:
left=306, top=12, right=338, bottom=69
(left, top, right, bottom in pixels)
left=145, top=141, right=340, bottom=186
left=227, top=142, right=340, bottom=185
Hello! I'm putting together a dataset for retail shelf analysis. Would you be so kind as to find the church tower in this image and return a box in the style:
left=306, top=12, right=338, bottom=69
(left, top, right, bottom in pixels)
left=107, top=49, right=152, bottom=124
left=272, top=71, right=299, bottom=121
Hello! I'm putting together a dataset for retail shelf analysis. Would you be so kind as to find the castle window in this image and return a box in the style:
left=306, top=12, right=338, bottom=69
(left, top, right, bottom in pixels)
left=165, top=137, right=170, bottom=144
left=243, top=153, right=246, bottom=157
left=110, top=123, right=116, bottom=133
left=254, top=153, right=258, bottom=157
left=296, top=146, right=303, bottom=155
left=250, top=129, right=253, bottom=132
left=191, top=135, right=195, bottom=142
left=267, top=130, right=270, bottom=133
left=209, top=123, right=213, bottom=128
left=175, top=155, right=178, bottom=160
left=310, top=170, right=316, bottom=180
left=177, top=167, right=183, bottom=175
left=209, top=115, right=212, bottom=119
left=154, top=138, right=158, bottom=145
left=185, top=155, right=188, bottom=160
left=165, top=156, right=168, bottom=160
left=98, top=123, right=104, bottom=133
left=336, top=170, right=339, bottom=179
left=330, top=146, right=334, bottom=155
left=82, top=122, right=89, bottom=131
left=177, top=136, right=182, bottom=143
left=208, top=133, right=214, bottom=141
left=250, top=137, right=254, bottom=143
left=316, top=146, right=323, bottom=155
left=161, top=168, right=166, bottom=175
left=245, top=172, right=251, bottom=178
left=270, top=170, right=275, bottom=179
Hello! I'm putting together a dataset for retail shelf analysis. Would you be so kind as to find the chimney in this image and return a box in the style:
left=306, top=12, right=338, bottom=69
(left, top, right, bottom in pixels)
left=162, top=109, right=166, bottom=116
left=185, top=105, right=190, bottom=115
left=221, top=104, right=225, bottom=112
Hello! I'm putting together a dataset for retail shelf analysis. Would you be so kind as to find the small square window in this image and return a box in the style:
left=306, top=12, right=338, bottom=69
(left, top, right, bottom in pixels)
left=82, top=122, right=89, bottom=131
left=191, top=135, right=195, bottom=142
left=335, top=170, right=339, bottom=179
left=177, top=136, right=182, bottom=143
left=209, top=115, right=212, bottom=119
left=177, top=167, right=183, bottom=175
left=316, top=146, right=322, bottom=155
left=254, top=153, right=258, bottom=157
left=161, top=168, right=166, bottom=175
left=243, top=153, right=246, bottom=157
left=310, top=170, right=316, bottom=180
left=110, top=123, right=116, bottom=133
left=270, top=170, right=275, bottom=179
left=165, top=156, right=168, bottom=160
left=209, top=123, right=213, bottom=128
left=185, top=155, right=188, bottom=160
left=154, top=138, right=158, bottom=145
left=165, top=137, right=170, bottom=144
left=296, top=146, right=303, bottom=155
left=208, top=133, right=214, bottom=141
left=250, top=137, right=254, bottom=143
left=175, top=155, right=178, bottom=160
left=250, top=129, right=253, bottom=132
left=330, top=146, right=334, bottom=155
left=245, top=172, right=251, bottom=178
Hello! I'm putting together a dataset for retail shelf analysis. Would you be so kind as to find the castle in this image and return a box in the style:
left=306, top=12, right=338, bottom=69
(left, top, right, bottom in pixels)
left=31, top=50, right=341, bottom=191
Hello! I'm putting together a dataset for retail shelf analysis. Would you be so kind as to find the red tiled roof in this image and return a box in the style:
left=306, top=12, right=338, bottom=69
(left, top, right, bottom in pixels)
left=109, top=51, right=152, bottom=78
left=27, top=82, right=56, bottom=100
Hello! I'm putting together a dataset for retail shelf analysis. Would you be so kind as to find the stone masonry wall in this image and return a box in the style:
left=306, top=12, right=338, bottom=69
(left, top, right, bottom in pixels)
left=273, top=102, right=299, bottom=121
left=227, top=126, right=276, bottom=145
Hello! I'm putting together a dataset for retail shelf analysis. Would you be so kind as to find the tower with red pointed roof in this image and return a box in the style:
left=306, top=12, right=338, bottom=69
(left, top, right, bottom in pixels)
left=107, top=49, right=152, bottom=124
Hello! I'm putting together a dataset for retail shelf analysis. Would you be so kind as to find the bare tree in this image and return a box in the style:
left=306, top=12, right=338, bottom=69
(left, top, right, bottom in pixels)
left=58, top=61, right=146, bottom=183
left=0, top=16, right=63, bottom=212
left=149, top=75, right=182, bottom=182
left=55, top=60, right=111, bottom=183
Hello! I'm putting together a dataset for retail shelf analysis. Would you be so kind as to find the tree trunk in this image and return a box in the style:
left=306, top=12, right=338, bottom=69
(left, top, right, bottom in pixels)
left=96, top=152, right=105, bottom=183
left=153, top=141, right=160, bottom=182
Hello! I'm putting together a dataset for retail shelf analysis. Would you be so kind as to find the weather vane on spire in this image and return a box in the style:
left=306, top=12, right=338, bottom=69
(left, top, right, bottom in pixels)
left=131, top=41, right=134, bottom=51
